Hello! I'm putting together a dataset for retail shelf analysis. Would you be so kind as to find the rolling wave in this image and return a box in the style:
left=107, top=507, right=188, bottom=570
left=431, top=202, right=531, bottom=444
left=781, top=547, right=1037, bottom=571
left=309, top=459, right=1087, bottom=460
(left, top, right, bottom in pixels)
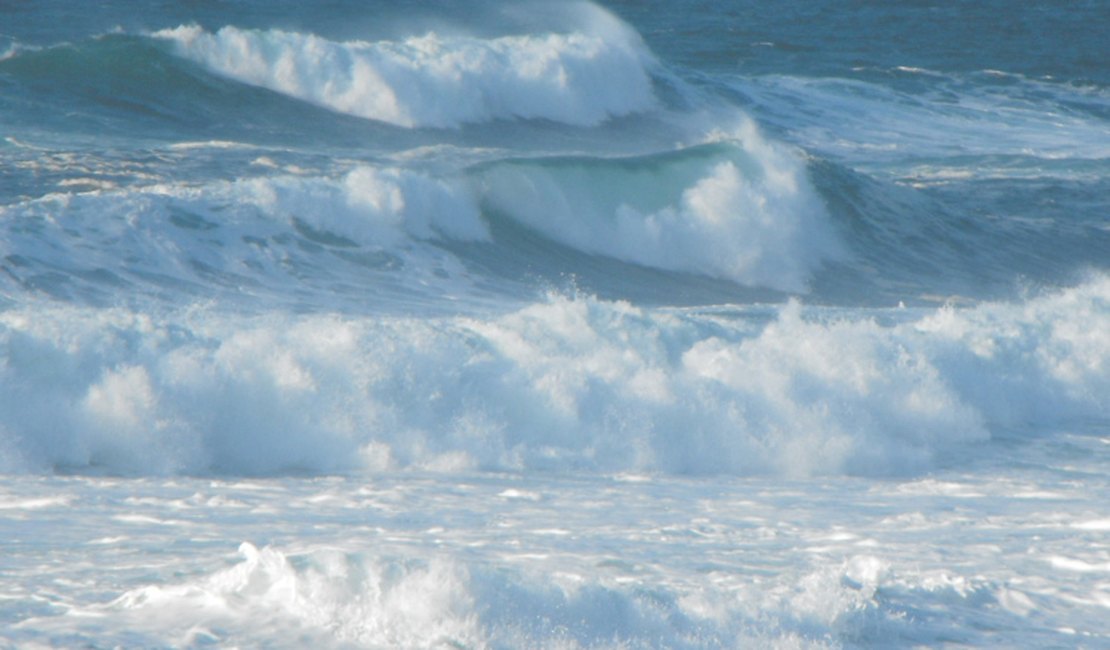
left=1, top=0, right=1107, bottom=484
left=150, top=6, right=658, bottom=129
left=3, top=137, right=1105, bottom=310
left=0, top=277, right=1106, bottom=478
left=473, top=131, right=844, bottom=292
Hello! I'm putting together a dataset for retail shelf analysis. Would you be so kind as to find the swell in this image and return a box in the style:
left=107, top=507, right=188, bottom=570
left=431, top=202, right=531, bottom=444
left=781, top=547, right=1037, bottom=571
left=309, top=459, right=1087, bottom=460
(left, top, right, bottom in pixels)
left=732, top=72, right=1110, bottom=172
left=0, top=35, right=235, bottom=127
left=467, top=135, right=845, bottom=294
left=0, top=145, right=818, bottom=312
left=0, top=24, right=672, bottom=152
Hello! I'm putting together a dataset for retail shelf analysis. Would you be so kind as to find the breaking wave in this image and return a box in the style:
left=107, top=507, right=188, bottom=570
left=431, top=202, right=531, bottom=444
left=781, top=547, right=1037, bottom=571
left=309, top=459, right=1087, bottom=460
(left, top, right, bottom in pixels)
left=1, top=276, right=1106, bottom=478
left=151, top=4, right=657, bottom=128
left=476, top=126, right=845, bottom=292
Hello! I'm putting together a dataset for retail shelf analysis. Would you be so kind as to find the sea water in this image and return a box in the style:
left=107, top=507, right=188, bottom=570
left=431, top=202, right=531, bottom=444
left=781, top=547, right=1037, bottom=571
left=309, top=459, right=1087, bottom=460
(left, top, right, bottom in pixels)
left=1, top=1, right=1108, bottom=647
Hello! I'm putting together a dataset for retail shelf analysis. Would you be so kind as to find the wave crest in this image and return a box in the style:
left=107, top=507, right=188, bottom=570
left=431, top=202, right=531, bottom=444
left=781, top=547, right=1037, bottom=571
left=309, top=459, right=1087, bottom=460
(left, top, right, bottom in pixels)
left=152, top=9, right=657, bottom=129
left=3, top=276, right=1106, bottom=478
left=477, top=125, right=845, bottom=292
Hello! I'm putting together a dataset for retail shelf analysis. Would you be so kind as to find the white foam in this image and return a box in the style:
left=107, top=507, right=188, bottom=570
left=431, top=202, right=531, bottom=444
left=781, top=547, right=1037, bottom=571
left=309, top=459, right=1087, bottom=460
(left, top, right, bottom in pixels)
left=0, top=496, right=70, bottom=510
left=1, top=275, right=1106, bottom=478
left=152, top=5, right=657, bottom=129
left=107, top=543, right=482, bottom=648
left=913, top=273, right=1110, bottom=429
left=1048, top=556, right=1110, bottom=573
left=85, top=543, right=895, bottom=648
left=67, top=536, right=1071, bottom=649
left=0, top=40, right=34, bottom=62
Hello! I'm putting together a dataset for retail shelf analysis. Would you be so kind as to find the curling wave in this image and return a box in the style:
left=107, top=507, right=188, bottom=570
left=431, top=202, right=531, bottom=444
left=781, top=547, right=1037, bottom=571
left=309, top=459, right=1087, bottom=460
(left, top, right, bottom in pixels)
left=475, top=126, right=845, bottom=292
left=151, top=7, right=658, bottom=129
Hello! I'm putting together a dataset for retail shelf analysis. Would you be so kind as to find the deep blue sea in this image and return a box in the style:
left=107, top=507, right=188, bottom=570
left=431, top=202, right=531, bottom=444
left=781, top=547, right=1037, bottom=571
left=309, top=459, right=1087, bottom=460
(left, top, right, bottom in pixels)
left=1, top=1, right=1108, bottom=647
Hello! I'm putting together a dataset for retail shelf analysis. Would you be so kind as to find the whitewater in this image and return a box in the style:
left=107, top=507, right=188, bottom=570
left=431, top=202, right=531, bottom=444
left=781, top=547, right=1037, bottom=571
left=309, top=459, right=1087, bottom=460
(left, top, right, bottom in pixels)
left=1, top=1, right=1108, bottom=647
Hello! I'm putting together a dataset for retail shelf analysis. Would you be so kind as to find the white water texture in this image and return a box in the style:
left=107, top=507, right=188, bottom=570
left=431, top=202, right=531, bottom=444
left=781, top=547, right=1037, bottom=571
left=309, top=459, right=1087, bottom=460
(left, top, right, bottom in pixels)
left=0, top=133, right=841, bottom=295
left=1, top=275, right=1106, bottom=477
left=153, top=7, right=657, bottom=128
left=9, top=467, right=1108, bottom=649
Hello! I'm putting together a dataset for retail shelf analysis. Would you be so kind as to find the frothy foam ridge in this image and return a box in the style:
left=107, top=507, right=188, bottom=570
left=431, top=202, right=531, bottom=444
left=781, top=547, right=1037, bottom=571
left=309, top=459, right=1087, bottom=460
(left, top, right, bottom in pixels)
left=77, top=541, right=1049, bottom=649
left=1, top=275, right=1106, bottom=477
left=151, top=6, right=657, bottom=128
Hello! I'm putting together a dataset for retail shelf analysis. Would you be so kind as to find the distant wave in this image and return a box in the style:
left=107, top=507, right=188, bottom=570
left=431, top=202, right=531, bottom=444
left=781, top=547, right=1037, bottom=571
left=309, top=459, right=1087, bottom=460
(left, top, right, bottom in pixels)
left=734, top=72, right=1110, bottom=172
left=150, top=5, right=657, bottom=128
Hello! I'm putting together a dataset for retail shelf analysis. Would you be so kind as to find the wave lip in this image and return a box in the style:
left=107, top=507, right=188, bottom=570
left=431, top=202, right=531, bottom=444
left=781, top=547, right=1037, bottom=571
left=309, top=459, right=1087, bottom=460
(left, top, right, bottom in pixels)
left=478, top=125, right=845, bottom=292
left=151, top=12, right=657, bottom=129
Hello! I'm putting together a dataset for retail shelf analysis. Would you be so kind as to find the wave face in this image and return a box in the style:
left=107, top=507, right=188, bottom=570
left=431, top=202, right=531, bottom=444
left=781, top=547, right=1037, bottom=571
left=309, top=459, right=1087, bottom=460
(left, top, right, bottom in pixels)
left=476, top=132, right=845, bottom=292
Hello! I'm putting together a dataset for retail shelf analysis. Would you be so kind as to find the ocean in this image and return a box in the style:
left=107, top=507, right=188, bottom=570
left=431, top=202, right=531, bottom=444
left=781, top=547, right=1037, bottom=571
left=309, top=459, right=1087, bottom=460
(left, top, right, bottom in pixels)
left=1, top=1, right=1108, bottom=647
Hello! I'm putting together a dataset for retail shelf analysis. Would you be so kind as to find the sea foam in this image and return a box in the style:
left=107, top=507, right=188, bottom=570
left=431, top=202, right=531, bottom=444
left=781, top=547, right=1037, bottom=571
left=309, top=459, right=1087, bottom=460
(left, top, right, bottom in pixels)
left=152, top=5, right=657, bottom=128
left=0, top=135, right=842, bottom=301
left=1, top=276, right=1106, bottom=478
left=87, top=540, right=1050, bottom=649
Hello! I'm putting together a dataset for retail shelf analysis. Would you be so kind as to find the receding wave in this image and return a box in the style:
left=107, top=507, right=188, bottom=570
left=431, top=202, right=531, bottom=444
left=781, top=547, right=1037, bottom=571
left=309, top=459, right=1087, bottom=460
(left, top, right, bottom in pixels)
left=150, top=5, right=657, bottom=129
left=1, top=275, right=1106, bottom=478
